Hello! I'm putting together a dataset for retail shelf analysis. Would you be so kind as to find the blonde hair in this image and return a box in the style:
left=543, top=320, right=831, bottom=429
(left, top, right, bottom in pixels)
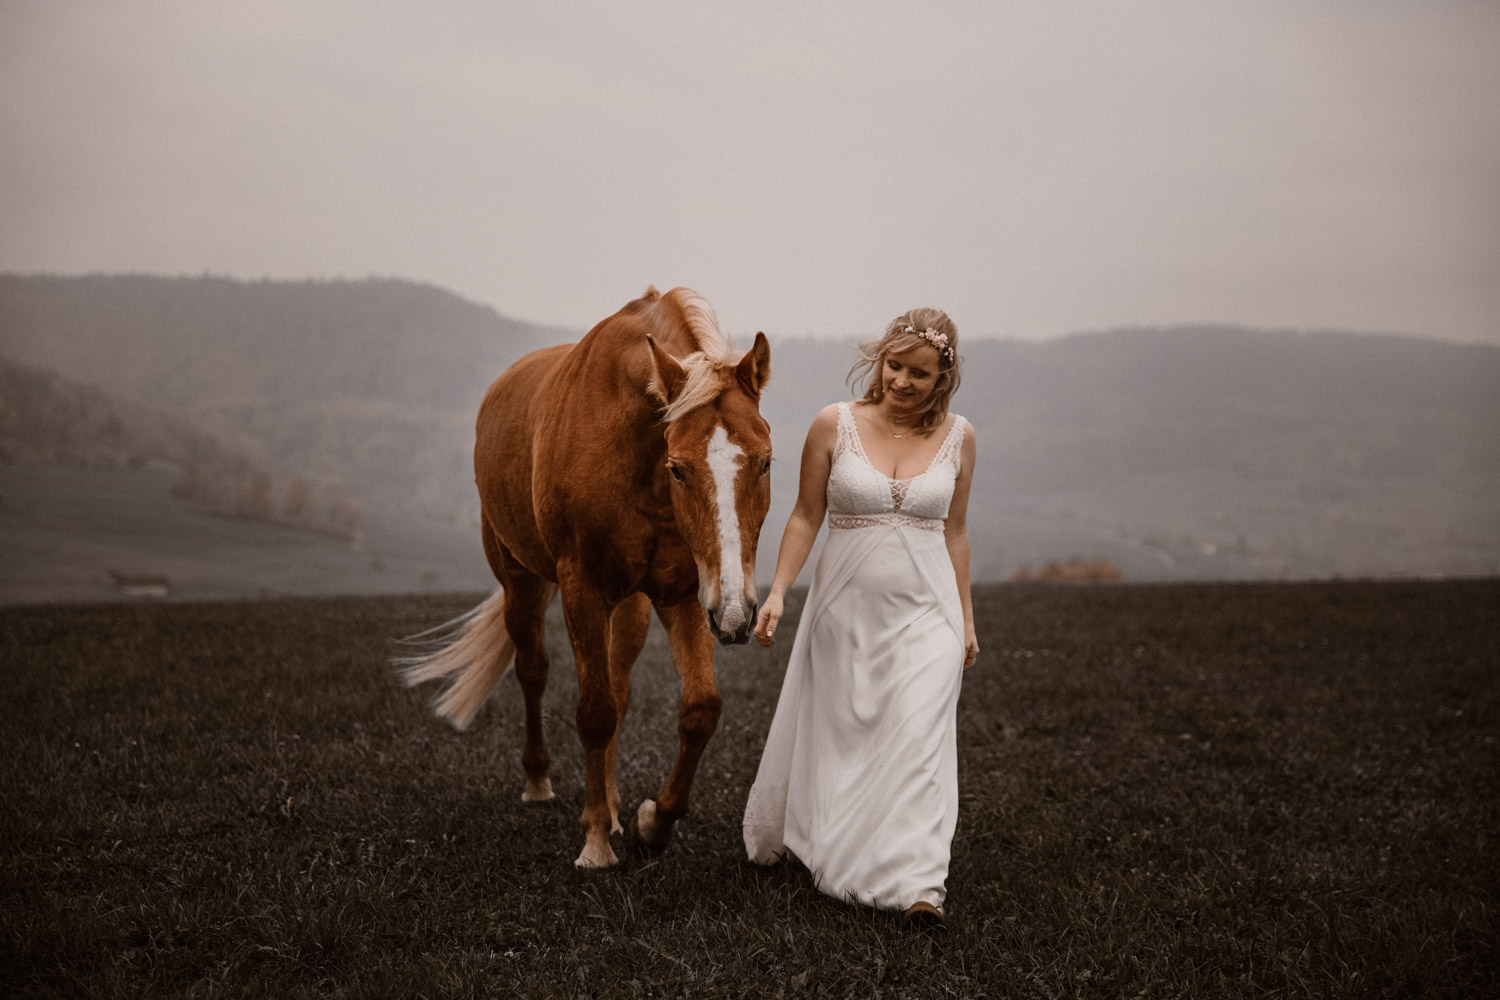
left=848, top=307, right=961, bottom=436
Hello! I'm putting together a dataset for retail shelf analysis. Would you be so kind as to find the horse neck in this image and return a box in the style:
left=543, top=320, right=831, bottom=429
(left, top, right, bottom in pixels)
left=558, top=333, right=673, bottom=465
left=562, top=298, right=726, bottom=466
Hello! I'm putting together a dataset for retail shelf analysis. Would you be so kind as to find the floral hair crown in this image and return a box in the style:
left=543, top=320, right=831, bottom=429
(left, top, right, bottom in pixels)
left=902, top=324, right=953, bottom=361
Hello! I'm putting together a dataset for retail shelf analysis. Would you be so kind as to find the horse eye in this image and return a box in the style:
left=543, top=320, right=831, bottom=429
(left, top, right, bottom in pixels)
left=760, top=458, right=772, bottom=476
left=668, top=461, right=686, bottom=483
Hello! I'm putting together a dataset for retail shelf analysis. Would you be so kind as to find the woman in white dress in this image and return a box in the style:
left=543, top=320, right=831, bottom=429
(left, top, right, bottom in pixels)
left=743, top=308, right=978, bottom=926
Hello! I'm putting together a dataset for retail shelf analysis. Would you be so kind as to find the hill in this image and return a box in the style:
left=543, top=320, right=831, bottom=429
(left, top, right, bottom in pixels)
left=0, top=274, right=569, bottom=525
left=0, top=273, right=568, bottom=410
left=744, top=330, right=1500, bottom=580
left=0, top=355, right=370, bottom=546
left=2, top=273, right=1498, bottom=594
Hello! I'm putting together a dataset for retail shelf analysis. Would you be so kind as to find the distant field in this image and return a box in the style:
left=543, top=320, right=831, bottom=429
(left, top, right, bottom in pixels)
left=0, top=464, right=495, bottom=604
left=2, top=581, right=1496, bottom=998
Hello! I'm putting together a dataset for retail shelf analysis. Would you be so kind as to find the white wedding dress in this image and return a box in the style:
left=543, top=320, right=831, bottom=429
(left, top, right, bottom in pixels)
left=743, top=401, right=968, bottom=911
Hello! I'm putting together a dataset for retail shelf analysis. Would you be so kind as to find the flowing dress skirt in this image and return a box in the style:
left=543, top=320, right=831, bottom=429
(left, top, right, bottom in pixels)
left=743, top=522, right=965, bottom=910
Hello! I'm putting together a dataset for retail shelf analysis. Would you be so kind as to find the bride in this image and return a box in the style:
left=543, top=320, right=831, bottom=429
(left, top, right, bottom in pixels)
left=743, top=307, right=978, bottom=926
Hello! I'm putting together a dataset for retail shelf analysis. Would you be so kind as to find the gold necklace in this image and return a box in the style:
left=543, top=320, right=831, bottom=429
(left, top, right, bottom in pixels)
left=877, top=408, right=912, bottom=438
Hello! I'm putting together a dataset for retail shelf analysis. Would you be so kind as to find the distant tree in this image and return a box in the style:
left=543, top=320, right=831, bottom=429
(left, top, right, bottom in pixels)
left=329, top=498, right=367, bottom=550
left=283, top=477, right=311, bottom=526
left=237, top=467, right=275, bottom=520
left=173, top=462, right=222, bottom=508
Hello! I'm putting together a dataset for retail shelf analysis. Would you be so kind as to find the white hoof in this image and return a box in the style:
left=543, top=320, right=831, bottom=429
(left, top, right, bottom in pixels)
left=522, top=776, right=555, bottom=802
left=574, top=839, right=619, bottom=868
left=635, top=799, right=660, bottom=844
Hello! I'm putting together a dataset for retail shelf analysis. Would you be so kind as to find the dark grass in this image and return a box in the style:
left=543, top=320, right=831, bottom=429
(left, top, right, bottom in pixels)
left=1, top=581, right=1496, bottom=998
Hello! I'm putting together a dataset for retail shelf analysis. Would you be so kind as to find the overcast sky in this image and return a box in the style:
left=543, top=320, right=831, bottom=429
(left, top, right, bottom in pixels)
left=2, top=1, right=1497, bottom=344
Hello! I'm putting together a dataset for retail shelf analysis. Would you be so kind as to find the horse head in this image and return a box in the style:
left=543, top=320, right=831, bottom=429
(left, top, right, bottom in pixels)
left=646, top=330, right=772, bottom=645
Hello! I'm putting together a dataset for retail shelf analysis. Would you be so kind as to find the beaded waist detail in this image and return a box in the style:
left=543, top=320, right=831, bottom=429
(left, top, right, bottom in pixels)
left=828, top=513, right=944, bottom=532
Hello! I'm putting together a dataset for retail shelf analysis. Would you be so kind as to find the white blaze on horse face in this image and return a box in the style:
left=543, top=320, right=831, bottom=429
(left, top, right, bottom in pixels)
left=704, top=424, right=748, bottom=633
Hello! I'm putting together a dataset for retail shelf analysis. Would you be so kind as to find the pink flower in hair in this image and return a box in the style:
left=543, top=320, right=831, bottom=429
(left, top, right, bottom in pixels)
left=916, top=326, right=952, bottom=358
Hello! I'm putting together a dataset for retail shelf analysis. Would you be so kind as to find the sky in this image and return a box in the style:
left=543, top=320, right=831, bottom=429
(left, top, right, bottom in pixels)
left=2, top=1, right=1498, bottom=344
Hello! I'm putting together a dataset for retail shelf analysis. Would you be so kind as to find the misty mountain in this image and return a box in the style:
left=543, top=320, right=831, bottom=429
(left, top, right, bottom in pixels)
left=0, top=274, right=570, bottom=408
left=761, top=333, right=1500, bottom=580
left=0, top=274, right=569, bottom=524
left=0, top=353, right=266, bottom=471
left=3, top=274, right=1497, bottom=582
left=0, top=355, right=368, bottom=544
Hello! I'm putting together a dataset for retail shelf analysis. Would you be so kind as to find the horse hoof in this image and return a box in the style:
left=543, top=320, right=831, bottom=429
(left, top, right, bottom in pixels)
left=624, top=813, right=665, bottom=857
left=574, top=841, right=619, bottom=868
left=625, top=799, right=670, bottom=855
left=521, top=776, right=555, bottom=802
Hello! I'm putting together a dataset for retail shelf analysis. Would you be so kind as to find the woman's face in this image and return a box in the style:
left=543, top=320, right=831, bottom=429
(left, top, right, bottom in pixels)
left=880, top=343, right=943, bottom=413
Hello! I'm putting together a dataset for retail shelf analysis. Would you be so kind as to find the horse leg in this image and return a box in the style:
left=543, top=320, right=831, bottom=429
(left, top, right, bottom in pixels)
left=482, top=525, right=559, bottom=802
left=631, top=599, right=721, bottom=852
left=558, top=573, right=620, bottom=868
left=503, top=569, right=558, bottom=803
left=604, top=592, right=652, bottom=834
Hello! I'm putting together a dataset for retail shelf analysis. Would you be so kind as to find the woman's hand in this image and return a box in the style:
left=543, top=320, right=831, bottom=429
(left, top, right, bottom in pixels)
left=754, top=593, right=784, bottom=647
left=963, top=626, right=979, bottom=670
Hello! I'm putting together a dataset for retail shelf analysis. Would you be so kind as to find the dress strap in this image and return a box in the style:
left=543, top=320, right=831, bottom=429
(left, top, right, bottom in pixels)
left=934, top=414, right=968, bottom=473
left=833, top=401, right=859, bottom=459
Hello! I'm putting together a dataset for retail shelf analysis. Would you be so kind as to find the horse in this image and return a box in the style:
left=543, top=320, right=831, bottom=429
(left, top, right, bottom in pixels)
left=400, top=286, right=772, bottom=868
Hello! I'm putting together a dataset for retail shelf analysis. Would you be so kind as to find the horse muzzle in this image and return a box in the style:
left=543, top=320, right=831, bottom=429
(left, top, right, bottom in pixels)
left=707, top=603, right=757, bottom=646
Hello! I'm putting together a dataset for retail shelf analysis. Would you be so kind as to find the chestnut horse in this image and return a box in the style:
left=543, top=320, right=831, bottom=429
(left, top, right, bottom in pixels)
left=402, top=287, right=772, bottom=867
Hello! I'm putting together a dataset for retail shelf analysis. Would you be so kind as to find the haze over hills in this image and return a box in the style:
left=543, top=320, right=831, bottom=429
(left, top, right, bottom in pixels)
left=1, top=273, right=1497, bottom=600
left=768, top=331, right=1500, bottom=580
left=0, top=274, right=572, bottom=527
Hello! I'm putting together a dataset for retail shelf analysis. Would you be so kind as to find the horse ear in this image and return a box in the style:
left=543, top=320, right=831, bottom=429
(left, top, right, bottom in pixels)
left=645, top=334, right=688, bottom=405
left=736, top=331, right=771, bottom=400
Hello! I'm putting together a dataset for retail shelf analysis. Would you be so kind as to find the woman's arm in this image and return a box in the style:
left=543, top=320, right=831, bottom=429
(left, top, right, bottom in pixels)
left=945, top=421, right=979, bottom=669
left=753, top=404, right=838, bottom=646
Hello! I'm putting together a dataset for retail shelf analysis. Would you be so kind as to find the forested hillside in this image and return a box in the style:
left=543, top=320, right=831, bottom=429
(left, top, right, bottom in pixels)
left=0, top=274, right=568, bottom=525
left=0, top=356, right=366, bottom=544
left=0, top=274, right=568, bottom=409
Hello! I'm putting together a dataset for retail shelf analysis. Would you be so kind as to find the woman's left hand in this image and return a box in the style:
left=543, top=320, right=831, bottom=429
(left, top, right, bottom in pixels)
left=754, top=592, right=785, bottom=647
left=963, top=627, right=979, bottom=670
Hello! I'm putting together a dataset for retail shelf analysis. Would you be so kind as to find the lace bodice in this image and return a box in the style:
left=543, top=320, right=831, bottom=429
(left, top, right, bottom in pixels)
left=826, top=402, right=967, bottom=529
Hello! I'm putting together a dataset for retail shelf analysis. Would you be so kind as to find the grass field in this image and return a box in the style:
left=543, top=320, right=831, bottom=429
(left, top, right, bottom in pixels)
left=2, top=581, right=1496, bottom=998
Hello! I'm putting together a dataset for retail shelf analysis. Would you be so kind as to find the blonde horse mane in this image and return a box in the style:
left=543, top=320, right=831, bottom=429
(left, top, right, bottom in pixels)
left=647, top=287, right=745, bottom=423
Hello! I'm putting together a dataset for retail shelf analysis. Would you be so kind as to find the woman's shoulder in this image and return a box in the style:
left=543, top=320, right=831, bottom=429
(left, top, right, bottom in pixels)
left=814, top=400, right=864, bottom=427
left=803, top=402, right=843, bottom=444
left=811, top=401, right=845, bottom=426
left=927, top=409, right=969, bottom=434
left=941, top=411, right=975, bottom=448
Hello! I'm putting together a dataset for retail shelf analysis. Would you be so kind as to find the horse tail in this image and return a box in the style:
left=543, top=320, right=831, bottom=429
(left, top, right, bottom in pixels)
left=396, top=588, right=515, bottom=730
